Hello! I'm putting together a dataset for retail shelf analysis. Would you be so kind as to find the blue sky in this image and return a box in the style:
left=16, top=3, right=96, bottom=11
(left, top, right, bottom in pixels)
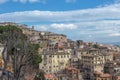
left=0, top=0, right=120, bottom=43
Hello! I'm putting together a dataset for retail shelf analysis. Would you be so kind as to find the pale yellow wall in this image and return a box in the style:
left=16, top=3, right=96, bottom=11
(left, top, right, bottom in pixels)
left=81, top=51, right=105, bottom=73
left=39, top=53, right=71, bottom=73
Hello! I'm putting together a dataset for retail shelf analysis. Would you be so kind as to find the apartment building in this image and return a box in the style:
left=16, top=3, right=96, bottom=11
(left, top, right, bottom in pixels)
left=39, top=50, right=71, bottom=73
left=48, top=34, right=67, bottom=43
left=104, top=60, right=120, bottom=75
left=56, top=67, right=83, bottom=80
left=80, top=48, right=113, bottom=80
left=94, top=71, right=112, bottom=80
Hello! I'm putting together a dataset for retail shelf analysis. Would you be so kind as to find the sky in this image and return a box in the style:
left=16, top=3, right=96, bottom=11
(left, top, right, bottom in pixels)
left=0, top=0, right=120, bottom=43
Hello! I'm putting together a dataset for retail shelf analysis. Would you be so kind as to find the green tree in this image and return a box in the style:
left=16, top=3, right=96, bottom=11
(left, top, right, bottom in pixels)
left=93, top=44, right=99, bottom=48
left=33, top=54, right=42, bottom=66
left=34, top=70, right=46, bottom=80
left=0, top=25, right=42, bottom=80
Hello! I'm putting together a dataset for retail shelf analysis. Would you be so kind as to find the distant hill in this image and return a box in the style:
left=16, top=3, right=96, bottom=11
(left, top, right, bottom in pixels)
left=102, top=42, right=120, bottom=45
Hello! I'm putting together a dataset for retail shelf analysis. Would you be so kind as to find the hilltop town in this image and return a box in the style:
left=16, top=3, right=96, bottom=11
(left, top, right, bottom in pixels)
left=0, top=22, right=120, bottom=80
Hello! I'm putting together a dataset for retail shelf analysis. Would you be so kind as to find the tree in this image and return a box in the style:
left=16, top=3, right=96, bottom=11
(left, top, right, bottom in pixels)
left=0, top=25, right=42, bottom=80
left=33, top=54, right=42, bottom=66
left=93, top=44, right=99, bottom=49
left=34, top=70, right=45, bottom=80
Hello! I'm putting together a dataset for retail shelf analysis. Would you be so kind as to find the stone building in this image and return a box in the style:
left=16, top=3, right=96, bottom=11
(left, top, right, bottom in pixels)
left=45, top=73, right=58, bottom=80
left=0, top=22, right=18, bottom=26
left=48, top=34, right=67, bottom=43
left=80, top=48, right=113, bottom=80
left=94, top=71, right=112, bottom=80
left=39, top=50, right=71, bottom=73
left=56, top=67, right=83, bottom=80
left=104, top=60, right=120, bottom=75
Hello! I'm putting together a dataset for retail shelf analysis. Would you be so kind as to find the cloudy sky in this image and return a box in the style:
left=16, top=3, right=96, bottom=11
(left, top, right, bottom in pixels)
left=0, top=0, right=120, bottom=43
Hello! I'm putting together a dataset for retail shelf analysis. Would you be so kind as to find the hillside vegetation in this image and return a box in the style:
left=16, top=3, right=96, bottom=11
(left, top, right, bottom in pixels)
left=0, top=25, right=43, bottom=80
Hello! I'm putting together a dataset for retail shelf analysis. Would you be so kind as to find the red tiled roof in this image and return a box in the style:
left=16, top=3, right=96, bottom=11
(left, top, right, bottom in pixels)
left=94, top=71, right=103, bottom=75
left=100, top=74, right=111, bottom=78
left=45, top=74, right=57, bottom=79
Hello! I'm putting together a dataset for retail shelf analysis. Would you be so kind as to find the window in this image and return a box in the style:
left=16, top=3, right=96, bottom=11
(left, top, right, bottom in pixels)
left=49, top=66, right=51, bottom=68
left=49, top=60, right=52, bottom=63
left=67, top=55, right=69, bottom=58
left=49, top=55, right=51, bottom=57
left=98, top=58, right=100, bottom=60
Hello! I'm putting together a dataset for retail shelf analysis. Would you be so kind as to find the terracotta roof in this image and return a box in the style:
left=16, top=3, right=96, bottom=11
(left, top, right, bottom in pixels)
left=94, top=71, right=103, bottom=75
left=65, top=67, right=78, bottom=73
left=45, top=74, right=57, bottom=79
left=115, top=76, right=120, bottom=79
left=100, top=74, right=111, bottom=78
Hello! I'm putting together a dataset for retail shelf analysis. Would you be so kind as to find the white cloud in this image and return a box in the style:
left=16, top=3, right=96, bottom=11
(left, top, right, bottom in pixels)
left=109, top=33, right=120, bottom=36
left=0, top=3, right=120, bottom=22
left=0, top=0, right=8, bottom=4
left=12, top=0, right=45, bottom=3
left=32, top=23, right=77, bottom=31
left=1, top=3, right=120, bottom=42
left=34, top=25, right=48, bottom=31
left=29, top=0, right=45, bottom=3
left=88, top=35, right=92, bottom=38
left=51, top=23, right=77, bottom=30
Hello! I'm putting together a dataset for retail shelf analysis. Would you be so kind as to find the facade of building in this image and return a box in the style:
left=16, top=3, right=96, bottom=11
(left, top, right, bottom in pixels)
left=104, top=61, right=120, bottom=75
left=56, top=67, right=83, bottom=80
left=39, top=50, right=71, bottom=73
left=45, top=73, right=58, bottom=80
left=94, top=71, right=112, bottom=80
left=80, top=48, right=112, bottom=80
left=49, top=34, right=67, bottom=43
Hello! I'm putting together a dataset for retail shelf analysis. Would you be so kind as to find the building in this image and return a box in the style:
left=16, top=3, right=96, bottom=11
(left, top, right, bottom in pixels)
left=39, top=50, right=71, bottom=73
left=49, top=34, right=67, bottom=43
left=80, top=48, right=112, bottom=80
left=114, top=75, right=120, bottom=80
left=56, top=67, right=83, bottom=80
left=67, top=39, right=75, bottom=49
left=45, top=73, right=58, bottom=80
left=104, top=61, right=120, bottom=75
left=0, top=22, right=18, bottom=26
left=94, top=71, right=112, bottom=80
